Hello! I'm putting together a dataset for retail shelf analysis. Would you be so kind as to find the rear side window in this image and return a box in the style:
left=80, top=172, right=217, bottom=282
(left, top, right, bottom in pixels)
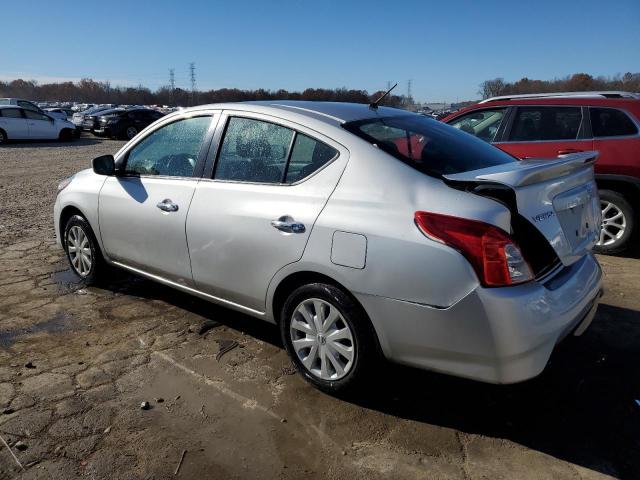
left=590, top=108, right=638, bottom=137
left=509, top=107, right=582, bottom=141
left=343, top=115, right=516, bottom=177
left=0, top=108, right=23, bottom=118
left=448, top=108, right=506, bottom=143
left=509, top=107, right=582, bottom=142
left=285, top=134, right=337, bottom=183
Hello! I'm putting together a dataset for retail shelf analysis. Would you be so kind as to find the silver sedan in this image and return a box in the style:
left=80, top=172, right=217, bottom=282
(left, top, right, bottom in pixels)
left=54, top=101, right=603, bottom=392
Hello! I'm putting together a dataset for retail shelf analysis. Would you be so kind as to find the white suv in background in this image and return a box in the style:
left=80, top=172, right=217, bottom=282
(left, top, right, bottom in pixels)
left=0, top=105, right=78, bottom=143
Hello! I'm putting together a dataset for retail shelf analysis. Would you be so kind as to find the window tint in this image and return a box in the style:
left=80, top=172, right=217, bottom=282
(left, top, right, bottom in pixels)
left=17, top=101, right=38, bottom=111
left=124, top=116, right=212, bottom=177
left=215, top=117, right=294, bottom=183
left=448, top=108, right=505, bottom=143
left=285, top=134, right=337, bottom=183
left=590, top=108, right=638, bottom=137
left=343, top=115, right=516, bottom=177
left=24, top=110, right=50, bottom=121
left=1, top=108, right=23, bottom=118
left=509, top=107, right=582, bottom=141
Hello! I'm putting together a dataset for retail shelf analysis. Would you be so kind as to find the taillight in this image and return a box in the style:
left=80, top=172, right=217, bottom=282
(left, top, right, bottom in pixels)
left=414, top=211, right=533, bottom=287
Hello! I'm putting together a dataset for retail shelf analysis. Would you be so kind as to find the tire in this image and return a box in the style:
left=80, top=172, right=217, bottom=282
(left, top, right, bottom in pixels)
left=63, top=215, right=105, bottom=285
left=58, top=129, right=73, bottom=141
left=125, top=126, right=138, bottom=140
left=593, top=189, right=635, bottom=255
left=0, top=129, right=6, bottom=144
left=280, top=283, right=379, bottom=393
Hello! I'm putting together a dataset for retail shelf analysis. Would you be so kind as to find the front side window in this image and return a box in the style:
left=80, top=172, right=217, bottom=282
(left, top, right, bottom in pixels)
left=1, top=108, right=24, bottom=118
left=24, top=110, right=50, bottom=121
left=124, top=116, right=212, bottom=177
left=448, top=108, right=506, bottom=143
left=215, top=117, right=294, bottom=183
left=343, top=115, right=516, bottom=177
left=509, top=106, right=582, bottom=141
left=590, top=108, right=638, bottom=137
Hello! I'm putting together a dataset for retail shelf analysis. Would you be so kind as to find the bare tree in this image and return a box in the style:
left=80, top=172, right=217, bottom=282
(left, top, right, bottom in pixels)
left=478, top=78, right=506, bottom=99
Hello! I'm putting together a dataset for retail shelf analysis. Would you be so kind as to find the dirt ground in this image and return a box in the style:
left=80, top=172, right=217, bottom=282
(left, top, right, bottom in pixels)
left=0, top=136, right=639, bottom=480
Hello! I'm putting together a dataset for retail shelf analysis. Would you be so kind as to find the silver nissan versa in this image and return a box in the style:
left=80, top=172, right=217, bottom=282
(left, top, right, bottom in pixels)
left=54, top=101, right=603, bottom=392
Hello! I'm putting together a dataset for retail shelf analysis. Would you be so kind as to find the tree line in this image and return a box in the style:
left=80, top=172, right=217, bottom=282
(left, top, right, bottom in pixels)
left=0, top=78, right=405, bottom=107
left=478, top=73, right=640, bottom=99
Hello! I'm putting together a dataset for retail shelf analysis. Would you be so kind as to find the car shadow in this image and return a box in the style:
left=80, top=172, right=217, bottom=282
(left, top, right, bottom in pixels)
left=0, top=136, right=121, bottom=149
left=96, top=270, right=639, bottom=479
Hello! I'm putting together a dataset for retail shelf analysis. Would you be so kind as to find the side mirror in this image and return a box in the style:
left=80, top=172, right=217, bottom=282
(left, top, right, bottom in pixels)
left=92, top=154, right=115, bottom=176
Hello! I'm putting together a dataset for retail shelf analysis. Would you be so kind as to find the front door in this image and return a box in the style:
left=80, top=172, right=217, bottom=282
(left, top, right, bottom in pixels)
left=187, top=114, right=347, bottom=312
left=495, top=105, right=593, bottom=159
left=24, top=110, right=58, bottom=139
left=98, top=114, right=217, bottom=285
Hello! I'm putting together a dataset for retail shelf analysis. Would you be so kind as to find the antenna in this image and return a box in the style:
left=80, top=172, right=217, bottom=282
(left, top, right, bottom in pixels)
left=370, top=83, right=398, bottom=109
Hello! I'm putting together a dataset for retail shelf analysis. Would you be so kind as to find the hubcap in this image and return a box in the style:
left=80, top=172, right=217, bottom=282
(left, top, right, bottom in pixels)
left=597, top=200, right=626, bottom=246
left=126, top=127, right=137, bottom=139
left=290, top=298, right=355, bottom=381
left=67, top=226, right=92, bottom=277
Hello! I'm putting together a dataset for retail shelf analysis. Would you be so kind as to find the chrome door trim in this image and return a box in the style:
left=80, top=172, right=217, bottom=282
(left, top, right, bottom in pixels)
left=111, top=260, right=266, bottom=317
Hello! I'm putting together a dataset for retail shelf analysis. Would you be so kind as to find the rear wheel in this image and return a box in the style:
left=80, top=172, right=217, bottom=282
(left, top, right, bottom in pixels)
left=63, top=215, right=105, bottom=285
left=280, top=283, right=379, bottom=393
left=0, top=129, right=6, bottom=144
left=125, top=126, right=138, bottom=140
left=594, top=189, right=635, bottom=255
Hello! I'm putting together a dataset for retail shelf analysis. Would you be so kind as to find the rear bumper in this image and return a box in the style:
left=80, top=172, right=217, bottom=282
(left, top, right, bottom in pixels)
left=356, top=253, right=603, bottom=384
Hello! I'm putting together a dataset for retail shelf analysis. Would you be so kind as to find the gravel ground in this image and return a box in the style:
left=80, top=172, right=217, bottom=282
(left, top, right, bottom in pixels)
left=0, top=136, right=639, bottom=479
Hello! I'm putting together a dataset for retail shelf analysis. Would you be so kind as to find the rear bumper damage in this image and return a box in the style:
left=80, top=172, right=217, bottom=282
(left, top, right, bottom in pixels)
left=356, top=253, right=603, bottom=384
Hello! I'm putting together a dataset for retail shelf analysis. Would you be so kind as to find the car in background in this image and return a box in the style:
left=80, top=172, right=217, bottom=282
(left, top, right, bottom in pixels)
left=443, top=91, right=640, bottom=254
left=45, top=107, right=75, bottom=119
left=0, top=98, right=68, bottom=120
left=94, top=108, right=164, bottom=139
left=81, top=107, right=124, bottom=133
left=55, top=101, right=602, bottom=392
left=0, top=105, right=78, bottom=143
left=72, top=105, right=118, bottom=128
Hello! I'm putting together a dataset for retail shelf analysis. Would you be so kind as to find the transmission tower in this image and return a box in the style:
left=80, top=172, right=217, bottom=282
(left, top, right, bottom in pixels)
left=169, top=68, right=175, bottom=105
left=407, top=79, right=413, bottom=104
left=189, top=62, right=196, bottom=105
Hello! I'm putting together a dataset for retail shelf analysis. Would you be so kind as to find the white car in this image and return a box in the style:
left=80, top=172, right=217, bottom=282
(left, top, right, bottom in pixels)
left=0, top=98, right=67, bottom=120
left=0, top=105, right=78, bottom=143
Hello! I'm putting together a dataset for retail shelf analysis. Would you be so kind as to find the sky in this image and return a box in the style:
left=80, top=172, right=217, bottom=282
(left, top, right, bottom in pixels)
left=2, top=0, right=639, bottom=102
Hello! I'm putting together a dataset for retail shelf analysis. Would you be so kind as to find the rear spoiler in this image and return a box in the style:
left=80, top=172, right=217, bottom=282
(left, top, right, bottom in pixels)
left=444, top=151, right=598, bottom=187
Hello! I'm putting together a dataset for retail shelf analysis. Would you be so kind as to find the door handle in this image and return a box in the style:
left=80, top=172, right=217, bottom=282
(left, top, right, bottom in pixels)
left=156, top=199, right=179, bottom=212
left=557, top=148, right=583, bottom=155
left=271, top=216, right=305, bottom=233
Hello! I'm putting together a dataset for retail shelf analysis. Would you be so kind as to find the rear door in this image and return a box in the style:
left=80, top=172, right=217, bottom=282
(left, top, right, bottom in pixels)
left=186, top=112, right=347, bottom=313
left=589, top=106, right=640, bottom=178
left=24, top=110, right=58, bottom=139
left=496, top=105, right=593, bottom=159
left=0, top=108, right=29, bottom=139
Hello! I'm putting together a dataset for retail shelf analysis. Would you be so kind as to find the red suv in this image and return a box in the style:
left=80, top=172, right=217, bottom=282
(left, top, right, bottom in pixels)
left=443, top=92, right=640, bottom=254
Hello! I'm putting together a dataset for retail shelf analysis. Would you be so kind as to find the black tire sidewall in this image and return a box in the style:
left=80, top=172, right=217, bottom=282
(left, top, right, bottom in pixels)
left=594, top=190, right=635, bottom=255
left=63, top=215, right=102, bottom=285
left=0, top=130, right=6, bottom=143
left=280, top=283, right=377, bottom=393
left=126, top=126, right=137, bottom=139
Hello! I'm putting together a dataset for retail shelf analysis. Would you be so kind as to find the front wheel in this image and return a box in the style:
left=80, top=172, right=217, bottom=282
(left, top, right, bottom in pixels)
left=594, top=189, right=635, bottom=255
left=0, top=129, right=7, bottom=144
left=280, top=283, right=379, bottom=393
left=64, top=215, right=105, bottom=285
left=125, top=126, right=138, bottom=140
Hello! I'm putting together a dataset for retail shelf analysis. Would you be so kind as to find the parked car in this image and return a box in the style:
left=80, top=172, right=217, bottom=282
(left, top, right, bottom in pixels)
left=81, top=107, right=124, bottom=133
left=0, top=98, right=68, bottom=120
left=54, top=101, right=602, bottom=392
left=45, top=107, right=75, bottom=119
left=0, top=106, right=78, bottom=143
left=443, top=91, right=640, bottom=254
left=71, top=105, right=116, bottom=128
left=94, top=108, right=164, bottom=139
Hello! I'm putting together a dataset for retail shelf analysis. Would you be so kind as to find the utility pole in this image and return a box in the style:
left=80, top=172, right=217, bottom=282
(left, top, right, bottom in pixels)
left=189, top=62, right=196, bottom=106
left=407, top=79, right=413, bottom=105
left=169, top=68, right=175, bottom=105
left=386, top=81, right=391, bottom=91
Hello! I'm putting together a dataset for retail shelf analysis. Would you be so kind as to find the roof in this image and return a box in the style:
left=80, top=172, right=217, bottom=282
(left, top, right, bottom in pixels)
left=479, top=91, right=640, bottom=104
left=188, top=101, right=411, bottom=126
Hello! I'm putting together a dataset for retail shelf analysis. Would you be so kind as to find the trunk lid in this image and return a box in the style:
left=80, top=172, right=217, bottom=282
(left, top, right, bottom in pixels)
left=444, top=151, right=601, bottom=267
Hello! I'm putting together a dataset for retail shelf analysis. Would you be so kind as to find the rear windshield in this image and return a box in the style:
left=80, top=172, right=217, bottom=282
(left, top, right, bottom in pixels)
left=343, top=115, right=516, bottom=177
